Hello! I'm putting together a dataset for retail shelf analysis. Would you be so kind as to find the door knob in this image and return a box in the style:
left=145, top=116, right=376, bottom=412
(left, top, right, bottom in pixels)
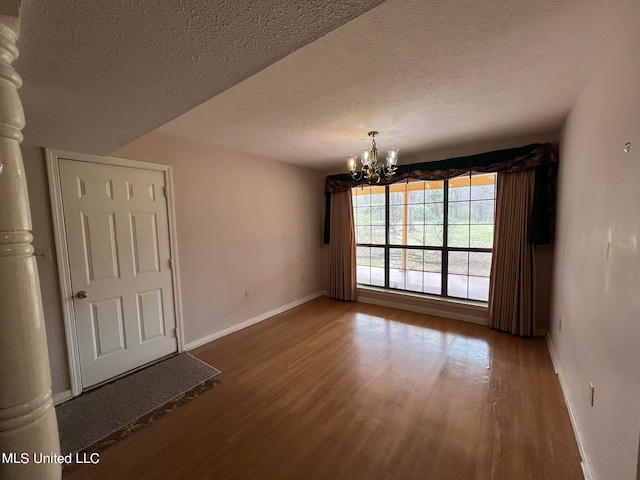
left=76, top=291, right=88, bottom=299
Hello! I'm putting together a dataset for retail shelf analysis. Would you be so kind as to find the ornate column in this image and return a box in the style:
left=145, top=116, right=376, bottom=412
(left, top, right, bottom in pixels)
left=0, top=11, right=62, bottom=480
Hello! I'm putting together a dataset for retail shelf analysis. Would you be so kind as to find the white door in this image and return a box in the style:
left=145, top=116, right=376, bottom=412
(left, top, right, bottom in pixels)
left=59, top=159, right=178, bottom=389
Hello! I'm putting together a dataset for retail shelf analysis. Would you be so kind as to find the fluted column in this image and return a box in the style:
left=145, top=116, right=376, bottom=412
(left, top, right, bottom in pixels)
left=0, top=13, right=62, bottom=480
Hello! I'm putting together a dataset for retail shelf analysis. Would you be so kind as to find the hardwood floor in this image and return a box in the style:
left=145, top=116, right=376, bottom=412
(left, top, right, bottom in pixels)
left=64, top=297, right=583, bottom=480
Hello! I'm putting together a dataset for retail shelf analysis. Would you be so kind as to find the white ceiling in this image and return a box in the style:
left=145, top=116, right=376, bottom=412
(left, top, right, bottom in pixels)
left=15, top=0, right=631, bottom=171
left=14, top=0, right=386, bottom=154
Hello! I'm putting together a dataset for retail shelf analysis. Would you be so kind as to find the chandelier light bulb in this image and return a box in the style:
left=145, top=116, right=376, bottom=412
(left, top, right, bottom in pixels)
left=347, top=155, right=358, bottom=173
left=361, top=149, right=371, bottom=167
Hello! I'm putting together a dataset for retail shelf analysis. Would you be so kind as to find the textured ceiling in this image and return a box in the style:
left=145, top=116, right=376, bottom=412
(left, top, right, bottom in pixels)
left=14, top=0, right=386, bottom=154
left=14, top=0, right=631, bottom=170
left=154, top=0, right=631, bottom=171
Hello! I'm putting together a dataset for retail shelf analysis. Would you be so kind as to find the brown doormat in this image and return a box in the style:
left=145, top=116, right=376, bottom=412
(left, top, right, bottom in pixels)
left=56, top=353, right=221, bottom=460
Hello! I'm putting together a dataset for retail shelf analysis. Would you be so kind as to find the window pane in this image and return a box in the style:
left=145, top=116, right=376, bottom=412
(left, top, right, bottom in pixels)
left=422, top=250, right=442, bottom=295
left=408, top=188, right=424, bottom=204
left=425, top=225, right=444, bottom=247
left=424, top=251, right=442, bottom=274
left=448, top=251, right=469, bottom=275
left=405, top=249, right=423, bottom=270
left=356, top=225, right=371, bottom=244
left=407, top=225, right=425, bottom=245
left=370, top=206, right=385, bottom=225
left=425, top=181, right=444, bottom=203
left=370, top=190, right=385, bottom=206
left=370, top=247, right=385, bottom=287
left=371, top=247, right=384, bottom=267
left=356, top=246, right=370, bottom=266
left=371, top=226, right=386, bottom=244
left=424, top=203, right=444, bottom=224
left=468, top=276, right=490, bottom=301
left=389, top=205, right=403, bottom=225
left=448, top=252, right=491, bottom=300
left=356, top=246, right=385, bottom=287
left=448, top=224, right=470, bottom=248
left=448, top=175, right=471, bottom=201
left=448, top=274, right=468, bottom=299
left=470, top=200, right=495, bottom=224
left=389, top=224, right=403, bottom=244
left=469, top=252, right=492, bottom=277
left=448, top=251, right=469, bottom=299
left=448, top=201, right=469, bottom=224
left=409, top=204, right=425, bottom=224
left=470, top=224, right=493, bottom=248
left=354, top=187, right=371, bottom=206
left=353, top=207, right=370, bottom=226
left=356, top=246, right=371, bottom=285
left=389, top=249, right=404, bottom=290
left=389, top=248, right=441, bottom=295
left=389, top=191, right=404, bottom=205
left=470, top=173, right=497, bottom=200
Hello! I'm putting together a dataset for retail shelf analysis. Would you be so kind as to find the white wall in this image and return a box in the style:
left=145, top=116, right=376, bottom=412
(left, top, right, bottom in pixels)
left=549, top=3, right=640, bottom=479
left=24, top=134, right=325, bottom=395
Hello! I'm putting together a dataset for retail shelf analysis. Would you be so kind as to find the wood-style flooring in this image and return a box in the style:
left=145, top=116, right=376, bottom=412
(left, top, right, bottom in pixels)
left=64, top=296, right=583, bottom=480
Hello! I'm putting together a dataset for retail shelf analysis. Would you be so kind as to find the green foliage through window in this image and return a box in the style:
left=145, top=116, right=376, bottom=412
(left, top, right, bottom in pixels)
left=353, top=174, right=496, bottom=301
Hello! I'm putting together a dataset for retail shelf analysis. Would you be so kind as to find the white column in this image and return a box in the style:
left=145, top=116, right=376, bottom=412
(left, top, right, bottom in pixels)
left=0, top=13, right=62, bottom=480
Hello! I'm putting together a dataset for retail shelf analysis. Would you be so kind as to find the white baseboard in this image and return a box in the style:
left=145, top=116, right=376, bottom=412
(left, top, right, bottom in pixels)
left=52, top=389, right=72, bottom=406
left=185, top=291, right=325, bottom=351
left=546, top=335, right=593, bottom=480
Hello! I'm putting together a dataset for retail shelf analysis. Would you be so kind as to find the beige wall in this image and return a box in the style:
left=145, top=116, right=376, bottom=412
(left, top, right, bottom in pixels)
left=24, top=134, right=325, bottom=395
left=114, top=133, right=325, bottom=344
left=22, top=146, right=71, bottom=394
left=549, top=3, right=640, bottom=479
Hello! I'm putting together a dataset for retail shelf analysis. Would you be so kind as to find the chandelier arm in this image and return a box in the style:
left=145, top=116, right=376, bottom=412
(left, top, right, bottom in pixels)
left=351, top=170, right=364, bottom=182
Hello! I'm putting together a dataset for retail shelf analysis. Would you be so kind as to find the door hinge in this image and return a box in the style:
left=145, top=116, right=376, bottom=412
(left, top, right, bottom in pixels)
left=161, top=186, right=168, bottom=198
left=170, top=328, right=177, bottom=338
left=168, top=258, right=174, bottom=269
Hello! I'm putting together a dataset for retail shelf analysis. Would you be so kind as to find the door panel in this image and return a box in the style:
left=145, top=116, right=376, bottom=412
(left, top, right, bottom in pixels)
left=59, top=159, right=178, bottom=389
left=126, top=181, right=155, bottom=201
left=130, top=213, right=160, bottom=275
left=91, top=297, right=126, bottom=357
left=81, top=212, right=120, bottom=282
left=77, top=177, right=114, bottom=199
left=137, top=289, right=166, bottom=342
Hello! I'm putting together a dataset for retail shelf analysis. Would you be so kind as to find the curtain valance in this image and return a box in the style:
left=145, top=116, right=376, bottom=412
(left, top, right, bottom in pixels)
left=324, top=143, right=556, bottom=193
left=323, top=143, right=557, bottom=245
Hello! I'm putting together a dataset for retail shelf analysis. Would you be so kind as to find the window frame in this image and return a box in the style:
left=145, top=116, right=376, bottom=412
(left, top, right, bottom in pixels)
left=353, top=176, right=495, bottom=302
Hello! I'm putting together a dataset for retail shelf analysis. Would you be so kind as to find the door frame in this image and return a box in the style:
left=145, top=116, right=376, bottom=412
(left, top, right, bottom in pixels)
left=46, top=149, right=186, bottom=397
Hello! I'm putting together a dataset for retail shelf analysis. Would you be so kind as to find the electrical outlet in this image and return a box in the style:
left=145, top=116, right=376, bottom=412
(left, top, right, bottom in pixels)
left=588, top=382, right=595, bottom=406
left=244, top=290, right=250, bottom=299
left=558, top=317, right=562, bottom=331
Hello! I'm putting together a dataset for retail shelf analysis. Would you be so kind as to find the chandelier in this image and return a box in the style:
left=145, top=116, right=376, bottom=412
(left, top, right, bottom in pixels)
left=347, top=131, right=399, bottom=184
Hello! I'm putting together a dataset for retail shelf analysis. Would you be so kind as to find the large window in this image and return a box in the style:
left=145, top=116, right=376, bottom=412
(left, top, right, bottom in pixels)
left=353, top=173, right=496, bottom=301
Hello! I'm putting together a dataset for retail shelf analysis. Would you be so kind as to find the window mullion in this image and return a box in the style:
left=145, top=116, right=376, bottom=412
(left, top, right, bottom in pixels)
left=384, top=185, right=390, bottom=289
left=442, top=180, right=449, bottom=297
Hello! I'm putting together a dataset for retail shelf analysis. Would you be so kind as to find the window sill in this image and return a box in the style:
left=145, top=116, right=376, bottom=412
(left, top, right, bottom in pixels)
left=356, top=285, right=488, bottom=325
